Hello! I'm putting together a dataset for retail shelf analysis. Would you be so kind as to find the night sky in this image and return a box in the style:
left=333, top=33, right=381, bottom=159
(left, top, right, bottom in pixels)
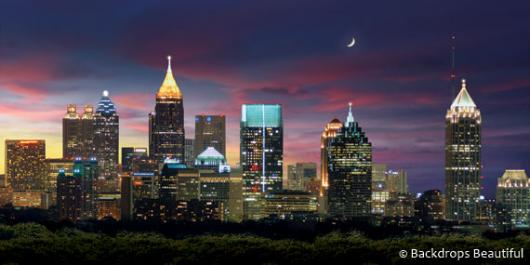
left=0, top=1, right=529, bottom=198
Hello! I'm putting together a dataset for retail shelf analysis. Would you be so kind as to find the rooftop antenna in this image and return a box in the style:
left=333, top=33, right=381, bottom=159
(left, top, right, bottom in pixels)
left=450, top=35, right=456, bottom=99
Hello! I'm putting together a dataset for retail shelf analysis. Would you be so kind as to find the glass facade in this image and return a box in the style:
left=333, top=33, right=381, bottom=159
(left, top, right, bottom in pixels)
left=445, top=79, right=482, bottom=222
left=240, top=104, right=283, bottom=220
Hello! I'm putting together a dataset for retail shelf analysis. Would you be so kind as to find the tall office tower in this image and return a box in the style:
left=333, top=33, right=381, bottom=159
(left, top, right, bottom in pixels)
left=287, top=162, right=318, bottom=191
left=93, top=90, right=119, bottom=192
left=371, top=164, right=389, bottom=215
left=80, top=105, right=95, bottom=158
left=445, top=79, right=482, bottom=222
left=62, top=105, right=94, bottom=160
left=496, top=170, right=529, bottom=226
left=386, top=169, right=408, bottom=194
left=57, top=169, right=81, bottom=221
left=5, top=140, right=46, bottom=195
left=121, top=147, right=148, bottom=172
left=240, top=104, right=283, bottom=220
left=63, top=104, right=81, bottom=159
left=319, top=118, right=343, bottom=215
left=414, top=189, right=445, bottom=224
left=327, top=103, right=372, bottom=220
left=74, top=158, right=98, bottom=219
left=194, top=115, right=226, bottom=158
left=195, top=147, right=231, bottom=219
left=159, top=161, right=199, bottom=220
left=185, top=138, right=195, bottom=168
left=149, top=56, right=185, bottom=164
left=227, top=167, right=244, bottom=222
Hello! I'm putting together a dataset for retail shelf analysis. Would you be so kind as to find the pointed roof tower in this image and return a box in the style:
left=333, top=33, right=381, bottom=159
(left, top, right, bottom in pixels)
left=451, top=79, right=476, bottom=108
left=156, top=55, right=183, bottom=100
left=96, top=90, right=117, bottom=116
left=345, top=102, right=355, bottom=127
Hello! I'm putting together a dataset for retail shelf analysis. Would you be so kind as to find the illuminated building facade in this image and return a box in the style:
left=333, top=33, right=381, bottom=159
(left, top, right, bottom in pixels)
left=240, top=104, right=283, bottom=220
left=327, top=103, right=372, bottom=220
left=149, top=56, right=185, bottom=164
left=263, top=190, right=318, bottom=221
left=185, top=138, right=195, bottom=168
left=371, top=164, right=388, bottom=215
left=319, top=118, right=343, bottom=214
left=414, top=189, right=445, bottom=224
left=445, top=79, right=482, bottom=222
left=96, top=193, right=121, bottom=220
left=57, top=169, right=81, bottom=221
left=496, top=170, right=529, bottom=226
left=43, top=158, right=74, bottom=208
left=194, top=115, right=226, bottom=158
left=287, top=162, right=317, bottom=192
left=5, top=140, right=46, bottom=205
left=93, top=90, right=119, bottom=192
left=227, top=167, right=244, bottom=222
left=62, top=105, right=95, bottom=160
left=384, top=193, right=415, bottom=218
left=121, top=147, right=148, bottom=172
left=74, top=158, right=98, bottom=219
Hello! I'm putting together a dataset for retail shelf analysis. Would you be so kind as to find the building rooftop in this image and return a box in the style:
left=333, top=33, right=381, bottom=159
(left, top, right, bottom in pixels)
left=156, top=56, right=182, bottom=100
left=451, top=79, right=477, bottom=108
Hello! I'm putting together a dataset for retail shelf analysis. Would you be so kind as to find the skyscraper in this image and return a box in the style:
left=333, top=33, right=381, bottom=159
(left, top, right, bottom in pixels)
left=62, top=104, right=94, bottom=160
left=185, top=138, right=195, bottom=168
left=194, top=115, right=226, bottom=158
left=327, top=103, right=372, bottom=220
left=240, top=104, right=283, bottom=220
left=319, top=118, right=343, bottom=215
left=320, top=119, right=343, bottom=193
left=63, top=104, right=81, bottom=159
left=445, top=79, right=482, bottom=222
left=57, top=158, right=98, bottom=220
left=74, top=158, right=98, bottom=219
left=496, top=170, right=529, bottom=226
left=5, top=140, right=46, bottom=193
left=149, top=56, right=185, bottom=164
left=93, top=90, right=119, bottom=192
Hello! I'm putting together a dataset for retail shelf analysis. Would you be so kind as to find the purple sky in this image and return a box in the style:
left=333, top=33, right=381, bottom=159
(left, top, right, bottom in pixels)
left=0, top=1, right=529, bottom=198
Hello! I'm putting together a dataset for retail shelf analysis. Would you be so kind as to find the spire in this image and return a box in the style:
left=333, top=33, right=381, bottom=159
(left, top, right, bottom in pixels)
left=451, top=79, right=477, bottom=108
left=157, top=55, right=182, bottom=100
left=345, top=102, right=355, bottom=126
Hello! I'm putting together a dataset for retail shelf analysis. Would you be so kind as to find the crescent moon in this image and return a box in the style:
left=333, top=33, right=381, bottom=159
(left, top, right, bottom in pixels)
left=347, top=37, right=356, bottom=47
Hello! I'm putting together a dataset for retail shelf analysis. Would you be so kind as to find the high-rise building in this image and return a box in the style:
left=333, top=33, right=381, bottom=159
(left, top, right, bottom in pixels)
left=496, top=170, right=529, bottom=227
left=121, top=147, right=148, bottom=172
left=93, top=90, right=119, bottom=193
left=445, top=79, right=482, bottom=222
left=185, top=138, right=195, bottom=168
left=43, top=158, right=74, bottom=208
left=194, top=115, right=226, bottom=158
left=74, top=158, right=98, bottom=219
left=57, top=169, right=81, bottom=221
left=287, top=162, right=317, bottom=191
left=319, top=118, right=343, bottom=214
left=371, top=164, right=388, bottom=215
left=414, top=189, right=445, bottom=224
left=227, top=167, right=244, bottom=223
left=149, top=56, right=185, bottom=164
left=240, top=104, right=283, bottom=220
left=386, top=169, right=408, bottom=194
left=120, top=174, right=132, bottom=221
left=327, top=103, right=372, bottom=220
left=63, top=104, right=81, bottom=159
left=62, top=105, right=94, bottom=160
left=5, top=140, right=46, bottom=204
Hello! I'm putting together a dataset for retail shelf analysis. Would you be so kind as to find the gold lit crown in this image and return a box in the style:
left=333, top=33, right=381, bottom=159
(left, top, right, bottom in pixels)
left=157, top=55, right=183, bottom=100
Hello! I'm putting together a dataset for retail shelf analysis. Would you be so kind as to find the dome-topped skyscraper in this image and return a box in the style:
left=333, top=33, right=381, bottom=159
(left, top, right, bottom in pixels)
left=93, top=90, right=119, bottom=192
left=149, top=56, right=185, bottom=164
left=445, top=79, right=482, bottom=222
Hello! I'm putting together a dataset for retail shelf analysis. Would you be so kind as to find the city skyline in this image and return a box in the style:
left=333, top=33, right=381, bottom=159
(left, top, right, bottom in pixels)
left=1, top=1, right=530, bottom=198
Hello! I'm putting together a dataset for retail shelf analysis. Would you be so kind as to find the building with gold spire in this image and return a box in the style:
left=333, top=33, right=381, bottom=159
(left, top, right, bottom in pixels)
left=445, top=79, right=482, bottom=222
left=149, top=56, right=185, bottom=164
